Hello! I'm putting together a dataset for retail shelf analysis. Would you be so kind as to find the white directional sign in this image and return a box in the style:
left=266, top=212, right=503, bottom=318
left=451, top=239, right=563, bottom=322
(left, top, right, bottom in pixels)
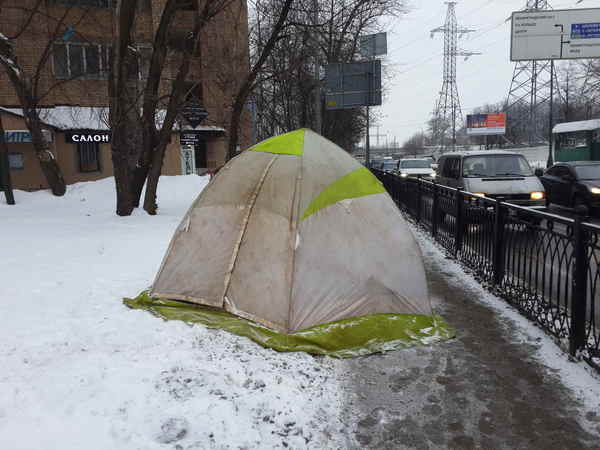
left=511, top=8, right=600, bottom=61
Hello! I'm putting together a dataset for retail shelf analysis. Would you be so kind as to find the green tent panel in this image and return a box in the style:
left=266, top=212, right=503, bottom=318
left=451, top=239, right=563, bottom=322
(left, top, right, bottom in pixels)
left=302, top=166, right=386, bottom=220
left=249, top=128, right=305, bottom=156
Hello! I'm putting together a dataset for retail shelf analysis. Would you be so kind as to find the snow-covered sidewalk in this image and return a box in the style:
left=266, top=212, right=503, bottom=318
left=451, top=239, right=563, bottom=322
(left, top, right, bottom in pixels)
left=0, top=177, right=347, bottom=450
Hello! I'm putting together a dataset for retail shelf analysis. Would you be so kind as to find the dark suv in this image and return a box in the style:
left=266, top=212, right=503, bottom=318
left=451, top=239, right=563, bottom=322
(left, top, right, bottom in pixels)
left=540, top=161, right=600, bottom=212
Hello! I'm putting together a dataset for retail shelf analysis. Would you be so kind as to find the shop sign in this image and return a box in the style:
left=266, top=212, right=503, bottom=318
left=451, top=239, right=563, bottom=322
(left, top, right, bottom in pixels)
left=180, top=131, right=204, bottom=146
left=65, top=131, right=111, bottom=144
left=4, top=130, right=53, bottom=143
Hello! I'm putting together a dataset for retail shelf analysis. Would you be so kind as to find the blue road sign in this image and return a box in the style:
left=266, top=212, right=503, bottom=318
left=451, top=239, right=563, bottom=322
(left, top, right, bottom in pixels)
left=571, top=23, right=600, bottom=40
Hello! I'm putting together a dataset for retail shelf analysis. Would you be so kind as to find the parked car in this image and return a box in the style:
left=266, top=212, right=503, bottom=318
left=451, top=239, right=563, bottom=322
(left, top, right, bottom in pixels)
left=540, top=161, right=600, bottom=212
left=436, top=151, right=545, bottom=207
left=380, top=159, right=399, bottom=173
left=370, top=158, right=398, bottom=172
left=397, top=158, right=436, bottom=179
left=369, top=159, right=384, bottom=169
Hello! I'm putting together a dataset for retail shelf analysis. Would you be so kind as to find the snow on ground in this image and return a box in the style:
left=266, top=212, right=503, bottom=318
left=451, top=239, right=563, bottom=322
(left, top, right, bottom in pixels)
left=0, top=177, right=347, bottom=450
left=411, top=224, right=600, bottom=416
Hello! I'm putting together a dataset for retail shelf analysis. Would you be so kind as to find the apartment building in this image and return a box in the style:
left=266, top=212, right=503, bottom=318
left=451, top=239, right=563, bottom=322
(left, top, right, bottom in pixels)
left=0, top=0, right=250, bottom=191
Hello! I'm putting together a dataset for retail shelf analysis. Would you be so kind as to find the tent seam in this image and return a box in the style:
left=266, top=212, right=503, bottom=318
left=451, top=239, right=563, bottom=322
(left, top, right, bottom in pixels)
left=220, top=154, right=279, bottom=306
left=287, top=133, right=305, bottom=332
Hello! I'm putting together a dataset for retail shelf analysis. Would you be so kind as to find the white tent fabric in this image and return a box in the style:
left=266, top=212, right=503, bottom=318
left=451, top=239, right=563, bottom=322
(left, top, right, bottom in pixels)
left=151, top=129, right=432, bottom=333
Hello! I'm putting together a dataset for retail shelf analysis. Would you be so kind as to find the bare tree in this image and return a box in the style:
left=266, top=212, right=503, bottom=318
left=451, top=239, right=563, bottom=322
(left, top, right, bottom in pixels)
left=226, top=0, right=294, bottom=160
left=109, top=0, right=141, bottom=215
left=238, top=0, right=406, bottom=155
left=0, top=4, right=97, bottom=196
left=110, top=0, right=235, bottom=216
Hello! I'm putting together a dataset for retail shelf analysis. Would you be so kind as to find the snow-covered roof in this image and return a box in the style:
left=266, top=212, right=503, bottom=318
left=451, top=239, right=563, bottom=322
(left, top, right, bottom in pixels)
left=1, top=106, right=226, bottom=134
left=154, top=109, right=225, bottom=133
left=1, top=107, right=109, bottom=130
left=553, top=119, right=600, bottom=134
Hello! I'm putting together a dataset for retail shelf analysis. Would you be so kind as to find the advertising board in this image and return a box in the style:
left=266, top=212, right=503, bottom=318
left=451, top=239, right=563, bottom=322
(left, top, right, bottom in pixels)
left=466, top=113, right=507, bottom=136
left=511, top=8, right=600, bottom=61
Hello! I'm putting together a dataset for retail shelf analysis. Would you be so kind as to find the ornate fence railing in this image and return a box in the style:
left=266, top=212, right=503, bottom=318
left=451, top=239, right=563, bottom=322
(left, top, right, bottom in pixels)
left=374, top=169, right=600, bottom=372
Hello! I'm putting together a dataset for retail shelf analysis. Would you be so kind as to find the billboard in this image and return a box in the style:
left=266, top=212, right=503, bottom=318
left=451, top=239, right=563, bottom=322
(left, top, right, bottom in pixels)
left=511, top=8, right=600, bottom=61
left=466, top=113, right=506, bottom=136
left=325, top=60, right=382, bottom=110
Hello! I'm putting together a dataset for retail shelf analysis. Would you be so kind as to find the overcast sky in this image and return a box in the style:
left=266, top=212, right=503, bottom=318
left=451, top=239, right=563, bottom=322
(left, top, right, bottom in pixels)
left=377, top=0, right=600, bottom=146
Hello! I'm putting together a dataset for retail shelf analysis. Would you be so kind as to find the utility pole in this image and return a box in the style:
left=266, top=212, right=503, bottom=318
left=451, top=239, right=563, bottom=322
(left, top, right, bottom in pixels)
left=313, top=0, right=322, bottom=135
left=431, top=1, right=479, bottom=153
left=506, top=0, right=553, bottom=146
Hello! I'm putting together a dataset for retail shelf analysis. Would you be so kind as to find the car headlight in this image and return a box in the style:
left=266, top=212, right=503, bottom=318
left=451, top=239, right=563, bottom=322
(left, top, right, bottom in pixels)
left=530, top=192, right=544, bottom=201
left=470, top=193, right=486, bottom=201
left=590, top=187, right=600, bottom=195
left=400, top=173, right=408, bottom=178
left=431, top=173, right=436, bottom=179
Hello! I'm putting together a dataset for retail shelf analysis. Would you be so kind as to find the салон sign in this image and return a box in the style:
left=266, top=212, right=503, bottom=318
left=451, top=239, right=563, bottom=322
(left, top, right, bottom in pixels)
left=65, top=131, right=111, bottom=144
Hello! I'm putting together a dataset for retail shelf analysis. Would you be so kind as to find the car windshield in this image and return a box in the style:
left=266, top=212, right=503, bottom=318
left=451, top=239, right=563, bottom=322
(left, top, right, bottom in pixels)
left=462, top=155, right=534, bottom=177
left=382, top=161, right=397, bottom=170
left=400, top=160, right=432, bottom=169
left=574, top=165, right=600, bottom=180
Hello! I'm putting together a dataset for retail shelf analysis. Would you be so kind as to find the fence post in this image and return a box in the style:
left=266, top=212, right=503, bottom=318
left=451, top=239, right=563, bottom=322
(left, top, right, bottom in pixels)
left=493, top=199, right=506, bottom=286
left=431, top=182, right=439, bottom=238
left=570, top=207, right=589, bottom=356
left=454, top=189, right=464, bottom=257
left=416, top=180, right=422, bottom=223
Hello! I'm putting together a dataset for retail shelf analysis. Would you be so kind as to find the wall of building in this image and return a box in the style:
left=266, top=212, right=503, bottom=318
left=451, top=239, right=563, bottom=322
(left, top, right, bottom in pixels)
left=2, top=111, right=226, bottom=191
left=1, top=0, right=251, bottom=156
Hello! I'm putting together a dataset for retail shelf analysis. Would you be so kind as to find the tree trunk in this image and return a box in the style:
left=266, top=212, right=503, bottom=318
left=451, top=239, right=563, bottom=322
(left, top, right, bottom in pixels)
left=0, top=114, right=16, bottom=204
left=227, top=97, right=244, bottom=160
left=1, top=26, right=67, bottom=196
left=22, top=110, right=66, bottom=196
left=109, top=0, right=140, bottom=216
left=112, top=148, right=134, bottom=216
left=130, top=123, right=155, bottom=206
left=142, top=139, right=169, bottom=215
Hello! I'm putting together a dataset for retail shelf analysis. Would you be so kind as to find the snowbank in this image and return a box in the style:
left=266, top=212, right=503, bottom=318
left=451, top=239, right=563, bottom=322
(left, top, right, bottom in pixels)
left=0, top=176, right=347, bottom=449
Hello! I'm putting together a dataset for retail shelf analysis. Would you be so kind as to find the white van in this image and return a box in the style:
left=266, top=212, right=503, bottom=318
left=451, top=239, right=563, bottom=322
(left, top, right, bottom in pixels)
left=436, top=151, right=545, bottom=207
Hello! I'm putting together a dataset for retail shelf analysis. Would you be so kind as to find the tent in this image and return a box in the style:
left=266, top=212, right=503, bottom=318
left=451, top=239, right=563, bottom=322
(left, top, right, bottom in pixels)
left=126, top=129, right=453, bottom=356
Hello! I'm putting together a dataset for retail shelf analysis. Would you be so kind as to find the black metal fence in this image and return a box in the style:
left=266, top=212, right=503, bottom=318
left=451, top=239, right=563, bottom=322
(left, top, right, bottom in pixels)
left=374, top=169, right=600, bottom=372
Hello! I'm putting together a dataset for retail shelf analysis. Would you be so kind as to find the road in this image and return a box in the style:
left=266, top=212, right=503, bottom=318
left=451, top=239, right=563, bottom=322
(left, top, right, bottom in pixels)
left=338, top=237, right=600, bottom=449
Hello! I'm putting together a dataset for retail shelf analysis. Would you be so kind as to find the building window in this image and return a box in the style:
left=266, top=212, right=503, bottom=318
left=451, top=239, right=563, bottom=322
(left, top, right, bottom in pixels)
left=8, top=153, right=24, bottom=170
left=53, top=42, right=111, bottom=80
left=78, top=142, right=101, bottom=172
left=49, top=0, right=115, bottom=8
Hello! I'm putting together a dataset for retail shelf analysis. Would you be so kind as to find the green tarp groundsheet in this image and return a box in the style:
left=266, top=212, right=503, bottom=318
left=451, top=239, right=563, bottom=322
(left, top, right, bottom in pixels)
left=124, top=292, right=455, bottom=358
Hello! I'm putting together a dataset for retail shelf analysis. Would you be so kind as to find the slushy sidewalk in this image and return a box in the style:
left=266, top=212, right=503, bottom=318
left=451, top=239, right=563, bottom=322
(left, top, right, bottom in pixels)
left=338, top=230, right=600, bottom=450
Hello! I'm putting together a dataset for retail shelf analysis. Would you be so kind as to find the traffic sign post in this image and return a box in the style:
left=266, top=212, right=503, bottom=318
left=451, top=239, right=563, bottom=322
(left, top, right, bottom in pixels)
left=325, top=60, right=382, bottom=111
left=360, top=32, right=387, bottom=58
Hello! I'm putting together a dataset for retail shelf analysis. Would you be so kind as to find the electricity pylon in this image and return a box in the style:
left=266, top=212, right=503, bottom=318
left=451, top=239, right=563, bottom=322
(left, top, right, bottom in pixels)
left=506, top=0, right=553, bottom=145
left=431, top=1, right=480, bottom=152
